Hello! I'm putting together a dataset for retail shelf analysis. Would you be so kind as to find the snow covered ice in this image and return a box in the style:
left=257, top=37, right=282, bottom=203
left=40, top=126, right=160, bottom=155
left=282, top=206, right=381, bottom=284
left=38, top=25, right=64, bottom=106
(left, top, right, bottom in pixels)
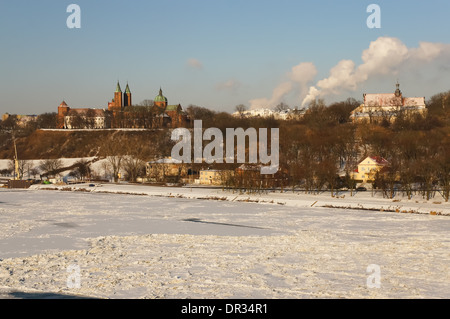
left=0, top=185, right=449, bottom=299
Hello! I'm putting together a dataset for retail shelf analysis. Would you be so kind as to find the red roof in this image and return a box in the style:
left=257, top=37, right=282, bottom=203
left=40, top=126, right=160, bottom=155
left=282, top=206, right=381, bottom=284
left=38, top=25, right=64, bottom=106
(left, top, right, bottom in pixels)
left=368, top=156, right=389, bottom=165
left=69, top=108, right=105, bottom=116
left=364, top=94, right=425, bottom=108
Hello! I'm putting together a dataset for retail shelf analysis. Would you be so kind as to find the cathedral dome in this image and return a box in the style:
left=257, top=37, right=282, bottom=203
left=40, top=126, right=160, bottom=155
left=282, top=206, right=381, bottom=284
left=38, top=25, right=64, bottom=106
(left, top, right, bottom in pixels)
left=154, top=88, right=168, bottom=103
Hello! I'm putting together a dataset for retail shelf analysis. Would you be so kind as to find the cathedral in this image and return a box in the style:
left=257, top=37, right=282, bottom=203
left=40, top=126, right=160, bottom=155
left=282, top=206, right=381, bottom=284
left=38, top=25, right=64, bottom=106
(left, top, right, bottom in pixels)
left=108, top=82, right=132, bottom=111
left=58, top=82, right=188, bottom=129
left=107, top=82, right=187, bottom=128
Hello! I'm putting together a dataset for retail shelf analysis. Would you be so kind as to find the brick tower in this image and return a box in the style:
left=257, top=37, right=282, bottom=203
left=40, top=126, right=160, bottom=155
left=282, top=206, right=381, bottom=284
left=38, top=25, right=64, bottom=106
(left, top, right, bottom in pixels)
left=114, top=81, right=123, bottom=108
left=124, top=83, right=132, bottom=107
left=57, top=100, right=70, bottom=128
left=109, top=82, right=124, bottom=111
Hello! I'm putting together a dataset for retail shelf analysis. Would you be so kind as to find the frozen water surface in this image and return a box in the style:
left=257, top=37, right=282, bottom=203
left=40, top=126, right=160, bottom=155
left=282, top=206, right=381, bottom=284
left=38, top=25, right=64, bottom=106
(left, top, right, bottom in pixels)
left=0, top=187, right=448, bottom=299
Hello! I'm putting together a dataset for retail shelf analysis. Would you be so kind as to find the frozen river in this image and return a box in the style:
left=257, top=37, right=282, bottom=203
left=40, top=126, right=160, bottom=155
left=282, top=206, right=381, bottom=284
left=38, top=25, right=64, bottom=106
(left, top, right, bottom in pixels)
left=0, top=188, right=449, bottom=298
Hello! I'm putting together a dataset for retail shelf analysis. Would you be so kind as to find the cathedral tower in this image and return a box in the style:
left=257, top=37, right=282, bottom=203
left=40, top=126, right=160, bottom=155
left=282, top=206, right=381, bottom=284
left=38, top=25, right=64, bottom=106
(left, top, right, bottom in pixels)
left=124, top=83, right=132, bottom=107
left=114, top=81, right=123, bottom=108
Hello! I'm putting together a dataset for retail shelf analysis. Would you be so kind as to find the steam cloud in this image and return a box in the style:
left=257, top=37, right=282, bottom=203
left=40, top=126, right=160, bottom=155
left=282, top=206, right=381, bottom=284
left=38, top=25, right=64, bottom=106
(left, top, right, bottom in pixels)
left=249, top=62, right=317, bottom=109
left=301, top=37, right=450, bottom=106
left=249, top=37, right=450, bottom=109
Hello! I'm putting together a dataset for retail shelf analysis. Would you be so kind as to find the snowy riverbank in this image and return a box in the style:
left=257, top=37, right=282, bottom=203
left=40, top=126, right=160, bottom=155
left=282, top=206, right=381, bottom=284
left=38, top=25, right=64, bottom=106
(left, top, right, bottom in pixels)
left=30, top=182, right=450, bottom=216
left=0, top=185, right=449, bottom=299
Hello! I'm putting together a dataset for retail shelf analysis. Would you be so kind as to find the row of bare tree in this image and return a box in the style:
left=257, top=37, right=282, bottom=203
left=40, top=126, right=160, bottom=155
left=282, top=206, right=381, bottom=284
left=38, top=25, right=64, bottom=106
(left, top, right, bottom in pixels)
left=186, top=95, right=449, bottom=200
left=1, top=91, right=448, bottom=199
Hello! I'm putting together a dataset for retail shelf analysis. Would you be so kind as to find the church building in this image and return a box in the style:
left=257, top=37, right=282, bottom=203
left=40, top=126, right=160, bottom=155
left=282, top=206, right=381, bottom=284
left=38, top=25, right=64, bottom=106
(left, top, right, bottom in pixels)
left=108, top=82, right=132, bottom=111
left=350, top=83, right=427, bottom=123
left=57, top=82, right=188, bottom=129
left=152, top=87, right=188, bottom=128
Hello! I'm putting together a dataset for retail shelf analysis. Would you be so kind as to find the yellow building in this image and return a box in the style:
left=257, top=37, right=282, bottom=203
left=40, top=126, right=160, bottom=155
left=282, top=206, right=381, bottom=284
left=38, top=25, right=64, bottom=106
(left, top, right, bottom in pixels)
left=146, top=157, right=187, bottom=182
left=2, top=113, right=38, bottom=125
left=352, top=156, right=389, bottom=182
left=198, top=169, right=234, bottom=185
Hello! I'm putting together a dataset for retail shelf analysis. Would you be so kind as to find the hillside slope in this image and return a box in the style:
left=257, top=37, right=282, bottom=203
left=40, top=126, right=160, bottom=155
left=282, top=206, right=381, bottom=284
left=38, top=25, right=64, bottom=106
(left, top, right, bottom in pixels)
left=0, top=129, right=172, bottom=160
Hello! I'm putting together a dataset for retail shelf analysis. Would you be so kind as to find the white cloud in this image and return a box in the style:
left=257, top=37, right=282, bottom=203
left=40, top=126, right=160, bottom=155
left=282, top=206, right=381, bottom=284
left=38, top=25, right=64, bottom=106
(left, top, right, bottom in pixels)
left=187, top=58, right=203, bottom=70
left=216, top=79, right=241, bottom=92
left=410, top=41, right=448, bottom=62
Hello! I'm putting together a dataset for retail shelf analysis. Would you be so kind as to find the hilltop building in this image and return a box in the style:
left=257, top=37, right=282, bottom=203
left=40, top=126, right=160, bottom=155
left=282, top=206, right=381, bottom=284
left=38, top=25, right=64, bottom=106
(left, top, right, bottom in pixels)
left=232, top=107, right=304, bottom=120
left=152, top=88, right=188, bottom=128
left=108, top=82, right=132, bottom=111
left=1, top=113, right=38, bottom=127
left=350, top=83, right=427, bottom=123
left=57, top=101, right=106, bottom=129
left=57, top=82, right=188, bottom=129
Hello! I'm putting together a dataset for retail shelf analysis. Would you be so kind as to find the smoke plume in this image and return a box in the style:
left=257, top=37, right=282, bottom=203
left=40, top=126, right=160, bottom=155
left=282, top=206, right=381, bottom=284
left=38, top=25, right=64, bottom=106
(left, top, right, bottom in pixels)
left=249, top=62, right=317, bottom=109
left=301, top=37, right=450, bottom=106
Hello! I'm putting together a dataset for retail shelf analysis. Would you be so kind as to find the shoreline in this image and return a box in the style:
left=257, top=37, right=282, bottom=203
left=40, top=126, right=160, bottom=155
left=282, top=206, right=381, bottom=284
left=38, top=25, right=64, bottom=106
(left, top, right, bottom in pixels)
left=24, top=182, right=450, bottom=216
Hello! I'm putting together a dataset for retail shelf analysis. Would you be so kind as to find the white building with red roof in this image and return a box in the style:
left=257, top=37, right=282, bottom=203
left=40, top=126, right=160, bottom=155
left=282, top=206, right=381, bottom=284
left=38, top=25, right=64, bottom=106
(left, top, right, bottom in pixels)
left=350, top=83, right=427, bottom=123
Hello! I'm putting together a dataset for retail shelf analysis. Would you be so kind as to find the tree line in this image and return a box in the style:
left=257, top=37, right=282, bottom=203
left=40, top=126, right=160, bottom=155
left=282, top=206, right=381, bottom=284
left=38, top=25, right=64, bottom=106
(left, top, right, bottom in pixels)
left=179, top=94, right=449, bottom=200
left=1, top=91, right=449, bottom=200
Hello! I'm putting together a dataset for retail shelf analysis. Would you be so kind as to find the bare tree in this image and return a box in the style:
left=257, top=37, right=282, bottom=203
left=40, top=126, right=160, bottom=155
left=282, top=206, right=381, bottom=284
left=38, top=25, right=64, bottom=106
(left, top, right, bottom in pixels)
left=73, top=159, right=91, bottom=181
left=66, top=110, right=85, bottom=129
left=85, top=109, right=97, bottom=129
left=102, top=137, right=125, bottom=182
left=274, top=102, right=289, bottom=112
left=0, top=114, right=18, bottom=131
left=139, top=99, right=154, bottom=107
left=37, top=113, right=58, bottom=129
left=234, top=104, right=248, bottom=115
left=123, top=156, right=145, bottom=182
left=39, top=159, right=63, bottom=177
left=30, top=167, right=40, bottom=180
left=101, top=161, right=111, bottom=180
left=122, top=136, right=151, bottom=182
left=8, top=159, right=29, bottom=179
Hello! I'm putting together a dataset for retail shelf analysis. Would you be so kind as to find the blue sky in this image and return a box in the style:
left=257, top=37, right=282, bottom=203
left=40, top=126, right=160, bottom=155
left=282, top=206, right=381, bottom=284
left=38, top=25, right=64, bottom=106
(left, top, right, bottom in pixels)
left=1, top=0, right=449, bottom=114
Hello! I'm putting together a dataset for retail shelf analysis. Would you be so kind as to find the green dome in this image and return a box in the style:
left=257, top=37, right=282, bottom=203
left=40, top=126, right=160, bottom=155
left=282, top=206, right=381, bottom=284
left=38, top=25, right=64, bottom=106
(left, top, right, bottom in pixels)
left=155, top=88, right=167, bottom=103
left=154, top=95, right=167, bottom=102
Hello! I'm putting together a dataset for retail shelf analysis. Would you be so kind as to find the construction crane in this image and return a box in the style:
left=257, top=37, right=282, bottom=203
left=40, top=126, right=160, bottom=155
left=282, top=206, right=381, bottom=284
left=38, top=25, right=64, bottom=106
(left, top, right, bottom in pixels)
left=13, top=139, right=21, bottom=180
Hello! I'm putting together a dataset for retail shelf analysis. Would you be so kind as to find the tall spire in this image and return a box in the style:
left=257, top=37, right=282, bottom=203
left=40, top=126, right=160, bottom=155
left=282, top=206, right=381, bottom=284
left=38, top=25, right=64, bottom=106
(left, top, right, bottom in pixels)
left=116, top=81, right=122, bottom=93
left=124, top=82, right=132, bottom=107
left=395, top=81, right=402, bottom=97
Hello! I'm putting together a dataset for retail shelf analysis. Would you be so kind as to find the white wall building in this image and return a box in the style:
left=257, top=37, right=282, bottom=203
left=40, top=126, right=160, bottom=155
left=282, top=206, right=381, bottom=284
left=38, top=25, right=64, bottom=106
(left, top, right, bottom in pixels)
left=64, top=108, right=107, bottom=129
left=232, top=108, right=304, bottom=120
left=350, top=83, right=427, bottom=123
